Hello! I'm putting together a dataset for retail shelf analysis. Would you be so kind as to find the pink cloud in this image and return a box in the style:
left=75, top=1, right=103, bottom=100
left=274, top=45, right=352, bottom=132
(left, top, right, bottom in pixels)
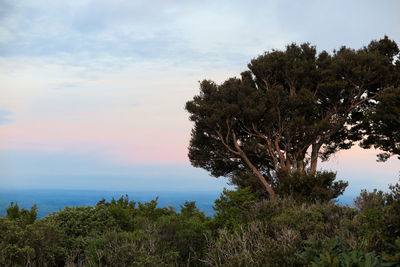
left=0, top=118, right=191, bottom=164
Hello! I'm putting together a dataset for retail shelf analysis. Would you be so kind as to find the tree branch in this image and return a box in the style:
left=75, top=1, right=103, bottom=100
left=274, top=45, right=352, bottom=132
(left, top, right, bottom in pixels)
left=215, top=130, right=240, bottom=156
left=231, top=132, right=277, bottom=199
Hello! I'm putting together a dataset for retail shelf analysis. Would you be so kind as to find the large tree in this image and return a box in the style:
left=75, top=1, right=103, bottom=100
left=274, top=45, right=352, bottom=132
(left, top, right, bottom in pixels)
left=186, top=37, right=400, bottom=199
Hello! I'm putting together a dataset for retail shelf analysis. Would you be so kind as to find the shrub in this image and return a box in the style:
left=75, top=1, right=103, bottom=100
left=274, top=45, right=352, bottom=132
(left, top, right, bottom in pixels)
left=44, top=206, right=121, bottom=238
left=300, top=238, right=382, bottom=267
left=84, top=230, right=179, bottom=266
left=203, top=221, right=303, bottom=266
left=6, top=202, right=37, bottom=226
left=276, top=170, right=348, bottom=203
left=212, top=187, right=258, bottom=231
left=0, top=216, right=66, bottom=266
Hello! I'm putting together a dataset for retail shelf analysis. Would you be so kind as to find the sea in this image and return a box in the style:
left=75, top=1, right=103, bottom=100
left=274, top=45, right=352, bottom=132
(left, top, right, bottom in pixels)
left=0, top=189, right=356, bottom=218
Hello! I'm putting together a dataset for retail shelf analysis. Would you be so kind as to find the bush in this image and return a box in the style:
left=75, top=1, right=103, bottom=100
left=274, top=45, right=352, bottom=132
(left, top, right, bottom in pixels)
left=6, top=202, right=37, bottom=226
left=0, top=216, right=66, bottom=266
left=300, top=238, right=382, bottom=267
left=203, top=221, right=303, bottom=266
left=382, top=181, right=400, bottom=251
left=352, top=182, right=400, bottom=253
left=212, top=187, right=258, bottom=231
left=276, top=170, right=348, bottom=203
left=85, top=230, right=179, bottom=266
left=44, top=205, right=121, bottom=238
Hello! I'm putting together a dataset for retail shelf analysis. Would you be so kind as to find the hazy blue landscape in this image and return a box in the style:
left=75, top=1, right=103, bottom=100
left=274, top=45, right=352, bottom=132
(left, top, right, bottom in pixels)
left=0, top=189, right=225, bottom=218
left=0, top=188, right=355, bottom=218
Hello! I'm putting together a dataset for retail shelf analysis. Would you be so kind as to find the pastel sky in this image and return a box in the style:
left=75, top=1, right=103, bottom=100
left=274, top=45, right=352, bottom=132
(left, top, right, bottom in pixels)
left=0, top=0, right=399, bottom=196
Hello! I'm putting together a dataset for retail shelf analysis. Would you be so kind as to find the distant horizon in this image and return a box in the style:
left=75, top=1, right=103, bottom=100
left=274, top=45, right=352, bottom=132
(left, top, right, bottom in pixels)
left=0, top=187, right=358, bottom=219
left=0, top=188, right=227, bottom=218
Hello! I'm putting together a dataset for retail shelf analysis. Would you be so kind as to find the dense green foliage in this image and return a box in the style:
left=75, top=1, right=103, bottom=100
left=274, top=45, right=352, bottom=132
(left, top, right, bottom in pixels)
left=185, top=36, right=400, bottom=198
left=275, top=170, right=348, bottom=203
left=2, top=181, right=400, bottom=266
left=360, top=86, right=400, bottom=161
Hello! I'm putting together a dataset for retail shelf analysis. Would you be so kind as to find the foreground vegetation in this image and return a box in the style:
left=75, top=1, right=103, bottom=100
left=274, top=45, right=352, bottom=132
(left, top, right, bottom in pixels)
left=1, top=179, right=400, bottom=266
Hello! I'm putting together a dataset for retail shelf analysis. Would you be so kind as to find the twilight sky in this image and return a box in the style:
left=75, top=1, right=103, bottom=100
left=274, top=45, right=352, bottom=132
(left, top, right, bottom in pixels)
left=0, top=0, right=399, bottom=195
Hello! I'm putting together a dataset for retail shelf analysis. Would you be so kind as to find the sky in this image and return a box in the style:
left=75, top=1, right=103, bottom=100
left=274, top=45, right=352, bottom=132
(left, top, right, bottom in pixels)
left=0, top=0, right=399, bottom=196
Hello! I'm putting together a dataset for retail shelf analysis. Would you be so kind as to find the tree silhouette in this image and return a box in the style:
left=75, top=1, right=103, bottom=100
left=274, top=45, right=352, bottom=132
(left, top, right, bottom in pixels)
left=186, top=36, right=400, bottom=198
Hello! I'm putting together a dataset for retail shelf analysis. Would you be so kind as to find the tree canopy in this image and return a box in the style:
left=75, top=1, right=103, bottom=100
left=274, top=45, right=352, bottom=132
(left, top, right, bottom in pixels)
left=186, top=36, right=400, bottom=199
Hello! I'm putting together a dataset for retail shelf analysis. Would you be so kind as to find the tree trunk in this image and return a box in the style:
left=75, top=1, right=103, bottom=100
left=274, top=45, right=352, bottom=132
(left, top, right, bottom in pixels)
left=285, top=152, right=292, bottom=171
left=267, top=139, right=279, bottom=172
left=233, top=133, right=277, bottom=200
left=241, top=151, right=277, bottom=200
left=310, top=142, right=321, bottom=174
left=275, top=137, right=286, bottom=170
left=297, top=160, right=304, bottom=172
